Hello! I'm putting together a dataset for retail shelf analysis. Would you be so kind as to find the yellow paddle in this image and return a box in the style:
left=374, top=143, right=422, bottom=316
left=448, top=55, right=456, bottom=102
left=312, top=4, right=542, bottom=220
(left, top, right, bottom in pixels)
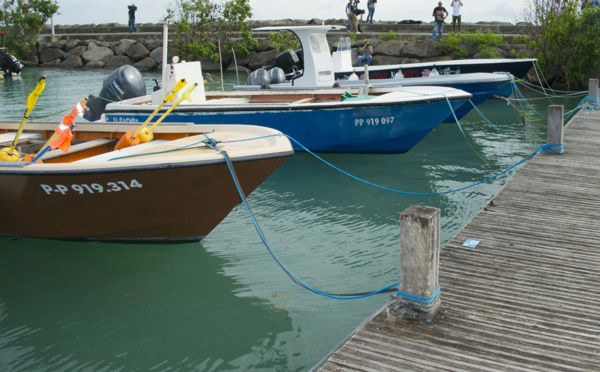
left=0, top=76, right=46, bottom=161
left=133, top=78, right=187, bottom=139
left=146, top=83, right=198, bottom=133
left=114, top=82, right=198, bottom=151
left=114, top=79, right=188, bottom=150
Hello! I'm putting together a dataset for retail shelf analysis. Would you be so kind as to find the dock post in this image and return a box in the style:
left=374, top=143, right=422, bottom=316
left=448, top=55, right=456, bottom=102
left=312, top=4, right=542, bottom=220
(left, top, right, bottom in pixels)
left=588, top=79, right=599, bottom=106
left=547, top=105, right=564, bottom=155
left=392, top=205, right=441, bottom=323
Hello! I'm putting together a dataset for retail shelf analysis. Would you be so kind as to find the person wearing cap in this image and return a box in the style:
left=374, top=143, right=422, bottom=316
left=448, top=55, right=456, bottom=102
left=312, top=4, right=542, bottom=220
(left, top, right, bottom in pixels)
left=358, top=40, right=373, bottom=66
left=128, top=4, right=138, bottom=33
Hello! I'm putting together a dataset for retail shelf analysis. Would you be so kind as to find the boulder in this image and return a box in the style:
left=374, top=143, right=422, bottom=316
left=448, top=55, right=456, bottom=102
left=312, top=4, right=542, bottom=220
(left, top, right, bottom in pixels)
left=65, top=45, right=87, bottom=58
left=145, top=39, right=162, bottom=51
left=41, top=58, right=62, bottom=66
left=82, top=43, right=114, bottom=63
left=373, top=40, right=405, bottom=57
left=126, top=43, right=151, bottom=61
left=59, top=55, right=84, bottom=68
left=247, top=49, right=278, bottom=70
left=63, top=39, right=83, bottom=52
left=402, top=41, right=440, bottom=59
left=149, top=47, right=163, bottom=64
left=133, top=57, right=158, bottom=71
left=372, top=55, right=404, bottom=66
left=112, top=39, right=138, bottom=56
left=40, top=48, right=66, bottom=63
left=105, top=55, right=135, bottom=69
left=255, top=38, right=275, bottom=52
left=83, top=60, right=106, bottom=69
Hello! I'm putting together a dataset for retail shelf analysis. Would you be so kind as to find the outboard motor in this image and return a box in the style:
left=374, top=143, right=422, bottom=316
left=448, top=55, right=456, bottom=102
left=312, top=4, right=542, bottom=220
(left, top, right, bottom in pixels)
left=294, top=49, right=304, bottom=72
left=84, top=65, right=146, bottom=121
left=0, top=50, right=23, bottom=77
left=269, top=49, right=300, bottom=75
left=246, top=68, right=270, bottom=86
left=267, top=67, right=286, bottom=84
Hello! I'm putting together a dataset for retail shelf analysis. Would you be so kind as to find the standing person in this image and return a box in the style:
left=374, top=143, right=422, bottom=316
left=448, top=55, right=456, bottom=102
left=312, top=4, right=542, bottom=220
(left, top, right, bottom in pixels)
left=351, top=7, right=366, bottom=33
left=430, top=1, right=448, bottom=42
left=358, top=40, right=373, bottom=66
left=346, top=0, right=355, bottom=31
left=366, top=0, right=377, bottom=24
left=451, top=0, right=462, bottom=32
left=128, top=4, right=138, bottom=33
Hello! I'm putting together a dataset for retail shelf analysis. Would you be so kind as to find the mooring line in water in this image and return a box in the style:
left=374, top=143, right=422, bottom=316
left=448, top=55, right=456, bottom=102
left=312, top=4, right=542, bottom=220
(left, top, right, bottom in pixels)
left=444, top=97, right=499, bottom=167
left=204, top=138, right=400, bottom=300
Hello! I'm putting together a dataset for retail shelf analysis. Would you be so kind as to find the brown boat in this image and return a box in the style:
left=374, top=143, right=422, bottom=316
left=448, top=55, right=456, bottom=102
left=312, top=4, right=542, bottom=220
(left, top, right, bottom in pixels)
left=0, top=121, right=293, bottom=242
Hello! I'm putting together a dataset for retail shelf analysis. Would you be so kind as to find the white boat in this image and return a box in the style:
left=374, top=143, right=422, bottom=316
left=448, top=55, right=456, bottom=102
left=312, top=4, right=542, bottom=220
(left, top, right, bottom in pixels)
left=237, top=25, right=513, bottom=120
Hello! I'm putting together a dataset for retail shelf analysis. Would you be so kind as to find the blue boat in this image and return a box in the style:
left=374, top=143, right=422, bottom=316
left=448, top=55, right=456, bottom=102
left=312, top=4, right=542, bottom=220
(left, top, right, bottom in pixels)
left=238, top=26, right=513, bottom=121
left=103, top=83, right=472, bottom=154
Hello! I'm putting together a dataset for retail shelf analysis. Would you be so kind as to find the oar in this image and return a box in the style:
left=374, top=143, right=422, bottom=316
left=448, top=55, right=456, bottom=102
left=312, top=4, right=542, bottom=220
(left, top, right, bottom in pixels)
left=0, top=76, right=46, bottom=161
left=114, top=82, right=198, bottom=151
left=114, top=78, right=188, bottom=150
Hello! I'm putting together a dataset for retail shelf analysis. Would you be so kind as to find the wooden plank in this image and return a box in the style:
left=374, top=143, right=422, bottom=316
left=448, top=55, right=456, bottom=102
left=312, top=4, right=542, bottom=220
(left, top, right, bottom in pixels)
left=313, top=108, right=600, bottom=371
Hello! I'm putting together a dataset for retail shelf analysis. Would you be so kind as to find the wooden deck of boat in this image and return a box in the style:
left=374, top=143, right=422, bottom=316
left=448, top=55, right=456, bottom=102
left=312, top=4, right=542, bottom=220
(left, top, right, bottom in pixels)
left=313, top=108, right=600, bottom=371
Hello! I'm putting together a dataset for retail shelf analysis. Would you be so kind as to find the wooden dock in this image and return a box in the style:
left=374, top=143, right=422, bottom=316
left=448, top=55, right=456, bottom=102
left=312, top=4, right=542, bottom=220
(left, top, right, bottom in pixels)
left=313, top=108, right=600, bottom=371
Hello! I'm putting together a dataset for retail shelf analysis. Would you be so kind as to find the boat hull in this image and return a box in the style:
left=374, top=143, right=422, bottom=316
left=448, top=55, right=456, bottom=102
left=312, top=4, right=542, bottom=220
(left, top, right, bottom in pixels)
left=104, top=98, right=470, bottom=154
left=0, top=156, right=288, bottom=242
left=335, top=59, right=536, bottom=81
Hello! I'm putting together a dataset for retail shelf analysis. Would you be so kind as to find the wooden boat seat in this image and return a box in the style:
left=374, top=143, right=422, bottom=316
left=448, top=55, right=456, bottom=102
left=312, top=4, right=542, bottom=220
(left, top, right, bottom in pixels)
left=74, top=140, right=170, bottom=163
left=0, top=132, right=42, bottom=146
left=206, top=97, right=250, bottom=105
left=42, top=138, right=116, bottom=161
left=290, top=97, right=317, bottom=105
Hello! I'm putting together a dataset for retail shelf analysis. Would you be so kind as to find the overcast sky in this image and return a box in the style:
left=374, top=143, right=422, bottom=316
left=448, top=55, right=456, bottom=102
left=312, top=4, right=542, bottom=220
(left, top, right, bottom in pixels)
left=52, top=0, right=530, bottom=26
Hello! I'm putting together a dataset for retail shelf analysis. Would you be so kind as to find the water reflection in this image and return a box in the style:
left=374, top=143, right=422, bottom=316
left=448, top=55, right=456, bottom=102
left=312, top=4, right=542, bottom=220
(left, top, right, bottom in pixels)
left=0, top=238, right=295, bottom=371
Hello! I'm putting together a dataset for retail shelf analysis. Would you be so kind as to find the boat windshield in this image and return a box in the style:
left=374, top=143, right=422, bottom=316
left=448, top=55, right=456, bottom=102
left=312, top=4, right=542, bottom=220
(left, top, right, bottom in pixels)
left=337, top=37, right=351, bottom=52
left=309, top=33, right=330, bottom=54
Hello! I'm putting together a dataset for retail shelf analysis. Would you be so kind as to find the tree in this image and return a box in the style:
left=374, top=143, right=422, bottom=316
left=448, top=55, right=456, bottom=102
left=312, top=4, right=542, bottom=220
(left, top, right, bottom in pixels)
left=523, top=0, right=600, bottom=86
left=165, top=0, right=258, bottom=65
left=0, top=0, right=59, bottom=58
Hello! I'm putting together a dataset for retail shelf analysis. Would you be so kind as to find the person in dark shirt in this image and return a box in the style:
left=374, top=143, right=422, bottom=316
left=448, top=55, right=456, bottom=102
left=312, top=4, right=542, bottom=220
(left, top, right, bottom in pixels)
left=128, top=4, right=138, bottom=33
left=430, top=1, right=448, bottom=42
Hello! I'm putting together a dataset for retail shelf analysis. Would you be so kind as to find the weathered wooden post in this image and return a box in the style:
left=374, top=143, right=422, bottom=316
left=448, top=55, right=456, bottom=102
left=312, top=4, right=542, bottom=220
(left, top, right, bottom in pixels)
left=392, top=205, right=441, bottom=323
left=588, top=79, right=599, bottom=105
left=547, top=105, right=564, bottom=155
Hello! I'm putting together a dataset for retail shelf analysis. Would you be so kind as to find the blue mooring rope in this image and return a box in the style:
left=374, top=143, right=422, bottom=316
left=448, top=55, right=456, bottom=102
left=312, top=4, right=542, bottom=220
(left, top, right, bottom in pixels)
left=397, top=285, right=441, bottom=304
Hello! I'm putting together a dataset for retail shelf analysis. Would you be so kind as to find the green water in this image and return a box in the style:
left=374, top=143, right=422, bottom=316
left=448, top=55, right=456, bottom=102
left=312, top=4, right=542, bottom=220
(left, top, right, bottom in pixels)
left=0, top=68, right=582, bottom=371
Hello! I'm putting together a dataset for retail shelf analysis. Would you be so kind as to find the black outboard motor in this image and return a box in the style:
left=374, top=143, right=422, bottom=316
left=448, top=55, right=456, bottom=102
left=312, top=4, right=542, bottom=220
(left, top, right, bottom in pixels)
left=294, top=49, right=304, bottom=72
left=246, top=68, right=269, bottom=86
left=84, top=65, right=146, bottom=121
left=268, top=49, right=300, bottom=75
left=0, top=50, right=23, bottom=77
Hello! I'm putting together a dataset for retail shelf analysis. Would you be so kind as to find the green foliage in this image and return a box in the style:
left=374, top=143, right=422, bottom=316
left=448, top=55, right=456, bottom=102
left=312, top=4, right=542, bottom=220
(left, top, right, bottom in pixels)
left=436, top=29, right=504, bottom=59
left=0, top=0, right=59, bottom=58
left=379, top=30, right=398, bottom=41
left=269, top=31, right=300, bottom=53
left=525, top=0, right=600, bottom=86
left=165, top=0, right=258, bottom=63
left=348, top=32, right=357, bottom=41
left=510, top=35, right=531, bottom=45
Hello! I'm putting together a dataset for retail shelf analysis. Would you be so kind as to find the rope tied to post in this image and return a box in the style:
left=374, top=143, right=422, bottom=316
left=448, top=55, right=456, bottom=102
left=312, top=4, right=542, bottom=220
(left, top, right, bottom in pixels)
left=397, top=285, right=441, bottom=304
left=542, top=142, right=565, bottom=154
